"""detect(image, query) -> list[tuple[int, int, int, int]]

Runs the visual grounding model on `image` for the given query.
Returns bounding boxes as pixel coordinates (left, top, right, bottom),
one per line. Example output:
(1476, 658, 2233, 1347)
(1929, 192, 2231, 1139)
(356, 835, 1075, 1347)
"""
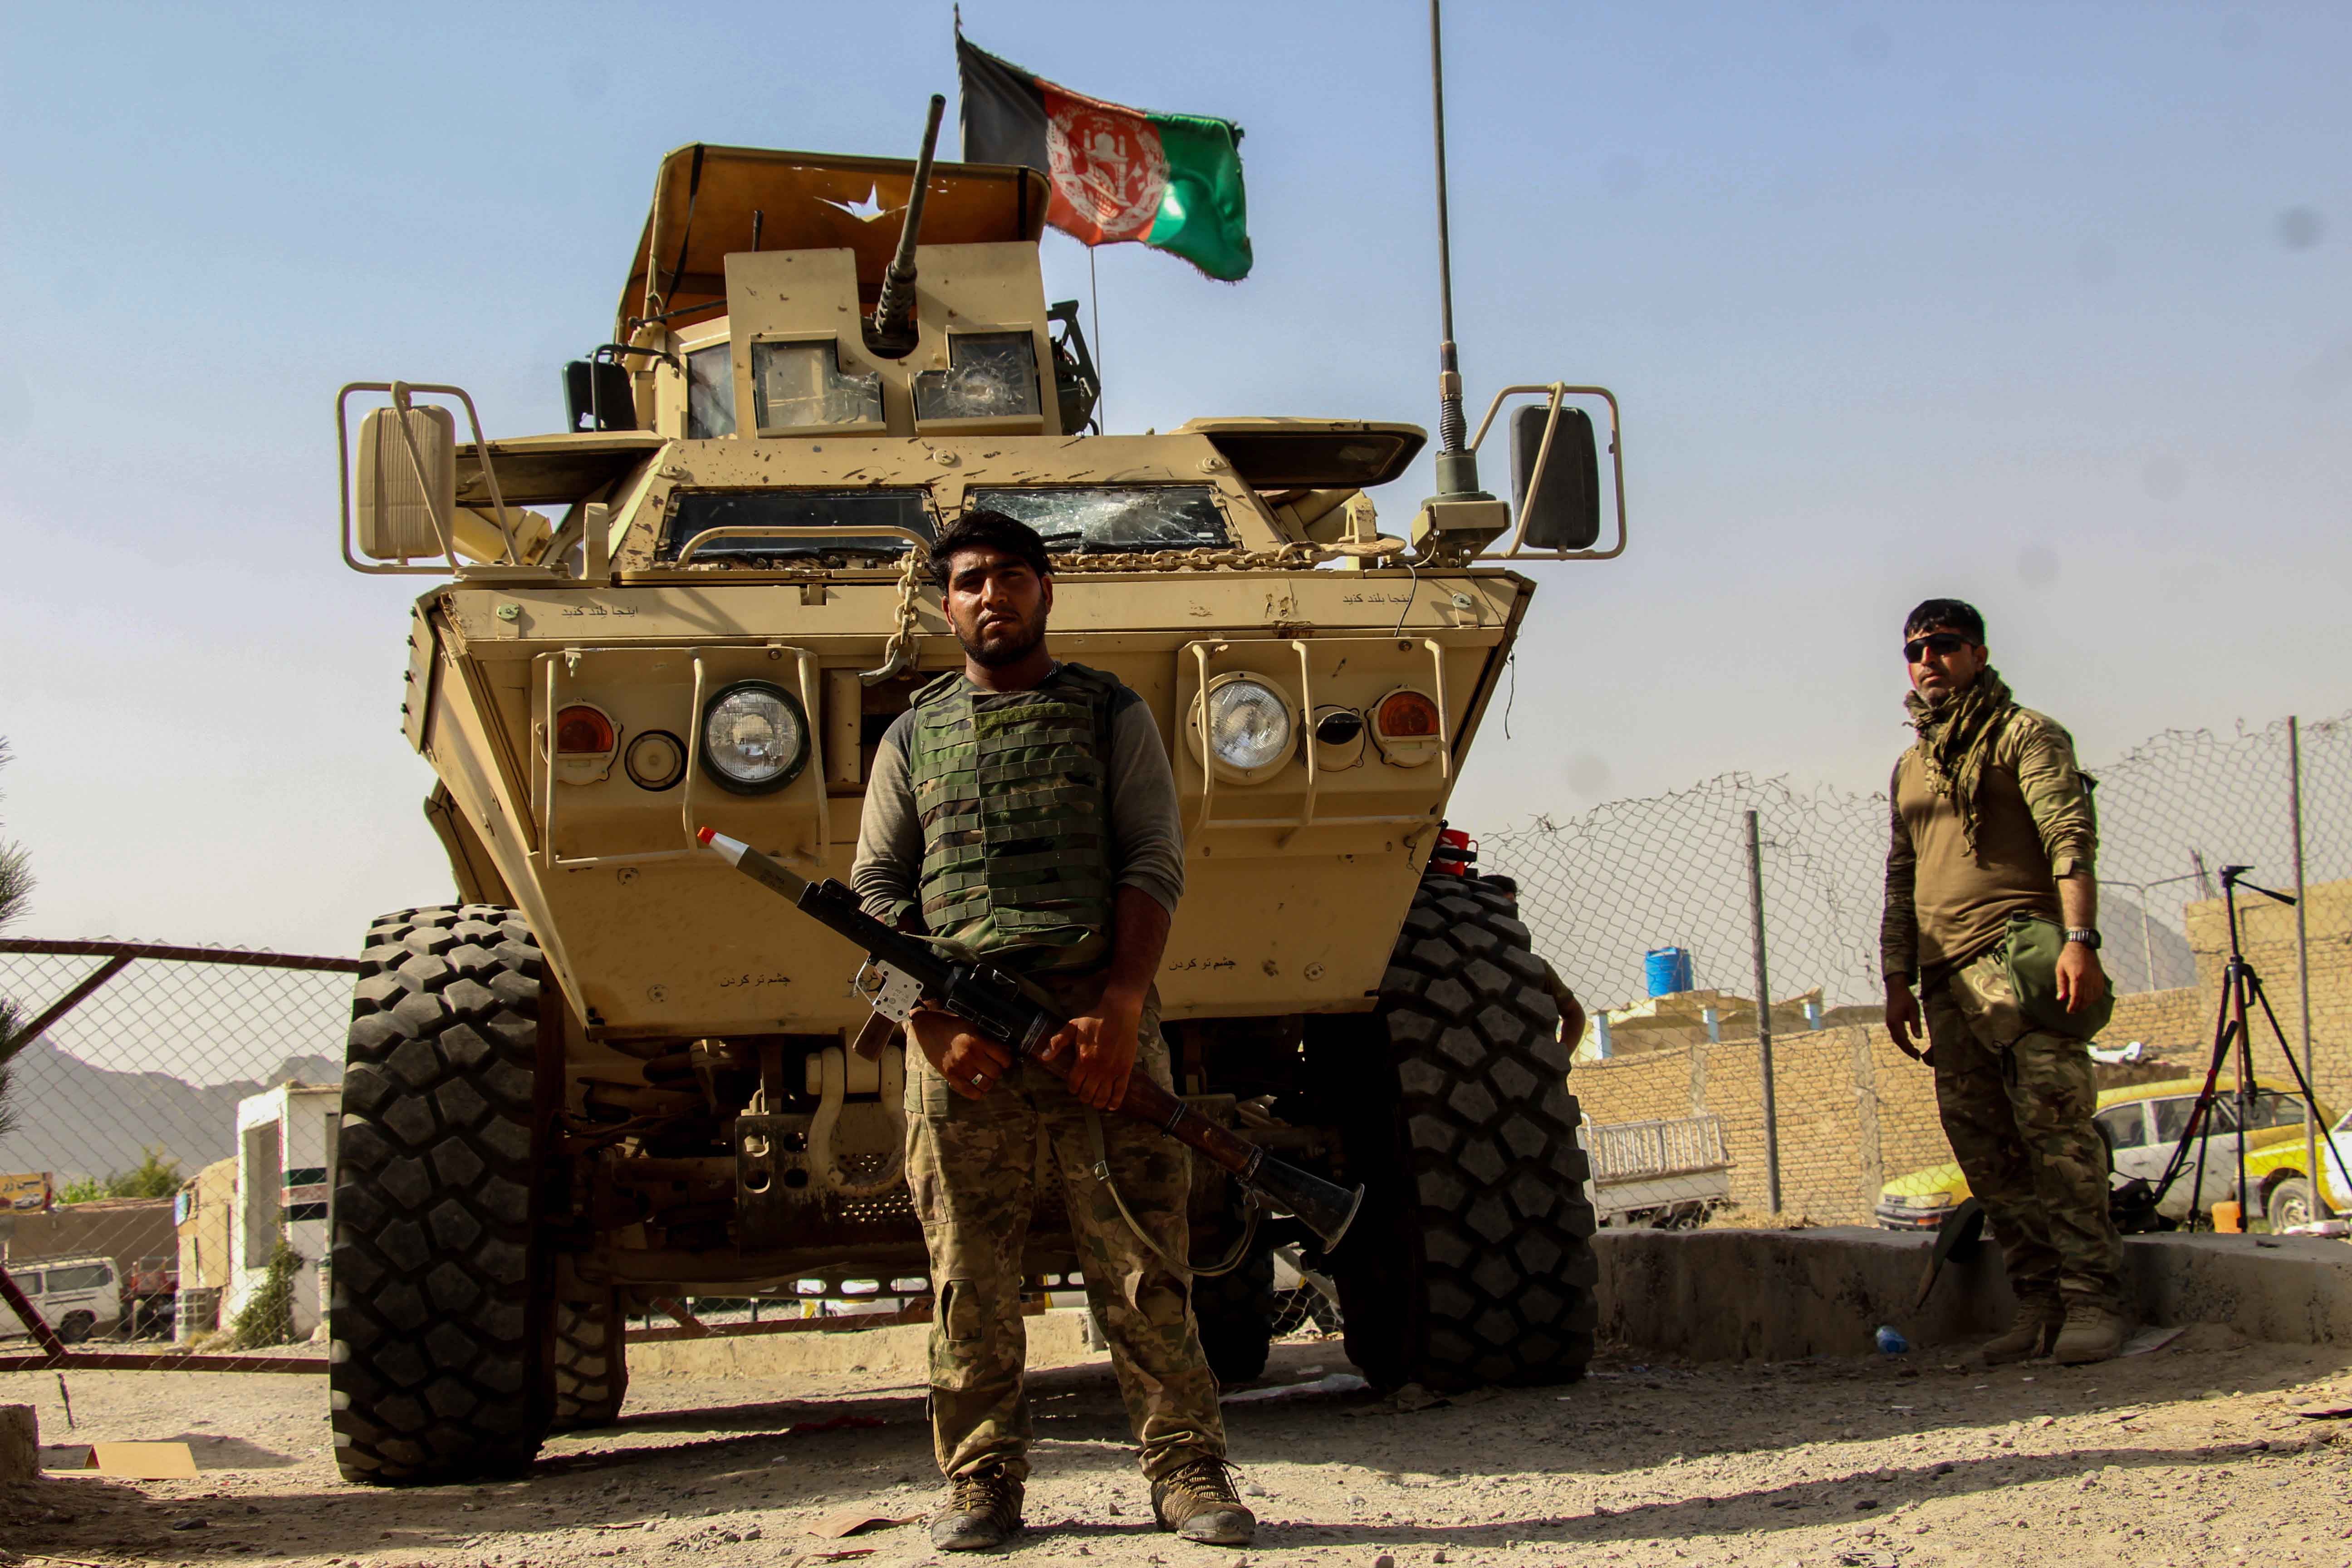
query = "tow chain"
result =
(1047, 537, 1406, 573)
(857, 535, 1410, 685)
(858, 538, 935, 685)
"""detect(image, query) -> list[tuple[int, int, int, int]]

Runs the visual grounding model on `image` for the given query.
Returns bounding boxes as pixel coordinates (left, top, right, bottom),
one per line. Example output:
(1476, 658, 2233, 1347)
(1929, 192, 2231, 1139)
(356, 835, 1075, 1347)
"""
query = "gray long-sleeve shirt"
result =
(850, 669, 1187, 931)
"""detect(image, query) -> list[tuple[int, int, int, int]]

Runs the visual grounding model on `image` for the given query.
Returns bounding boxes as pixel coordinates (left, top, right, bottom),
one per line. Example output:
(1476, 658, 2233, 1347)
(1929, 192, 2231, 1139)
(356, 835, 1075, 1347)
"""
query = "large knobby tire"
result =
(550, 1270, 629, 1432)
(1191, 1245, 1277, 1385)
(1325, 875, 1599, 1392)
(331, 905, 550, 1485)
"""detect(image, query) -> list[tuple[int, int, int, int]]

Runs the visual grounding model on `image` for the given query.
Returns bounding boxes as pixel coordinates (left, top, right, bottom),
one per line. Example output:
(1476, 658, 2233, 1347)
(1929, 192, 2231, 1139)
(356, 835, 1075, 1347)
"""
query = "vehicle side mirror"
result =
(356, 405, 457, 560)
(1510, 402, 1601, 551)
(564, 358, 637, 432)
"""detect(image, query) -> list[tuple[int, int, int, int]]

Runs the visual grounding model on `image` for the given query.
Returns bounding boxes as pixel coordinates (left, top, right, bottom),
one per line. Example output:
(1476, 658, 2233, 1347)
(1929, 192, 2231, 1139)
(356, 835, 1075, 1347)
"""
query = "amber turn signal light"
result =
(1374, 690, 1441, 739)
(555, 704, 617, 754)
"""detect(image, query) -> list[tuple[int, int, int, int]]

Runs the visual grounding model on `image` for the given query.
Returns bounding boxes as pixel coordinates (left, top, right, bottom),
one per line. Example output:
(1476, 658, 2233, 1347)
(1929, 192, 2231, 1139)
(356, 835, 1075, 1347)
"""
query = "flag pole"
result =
(1090, 247, 1106, 432)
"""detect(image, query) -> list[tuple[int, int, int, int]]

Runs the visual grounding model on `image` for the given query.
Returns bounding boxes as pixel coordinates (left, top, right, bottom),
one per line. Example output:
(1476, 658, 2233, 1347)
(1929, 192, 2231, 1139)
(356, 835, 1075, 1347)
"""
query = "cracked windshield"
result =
(661, 489, 935, 562)
(970, 485, 1230, 552)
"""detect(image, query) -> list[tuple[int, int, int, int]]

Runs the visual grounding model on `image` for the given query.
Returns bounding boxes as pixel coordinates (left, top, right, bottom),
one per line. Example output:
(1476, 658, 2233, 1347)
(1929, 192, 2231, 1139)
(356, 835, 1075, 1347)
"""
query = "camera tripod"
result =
(2147, 864, 2350, 1232)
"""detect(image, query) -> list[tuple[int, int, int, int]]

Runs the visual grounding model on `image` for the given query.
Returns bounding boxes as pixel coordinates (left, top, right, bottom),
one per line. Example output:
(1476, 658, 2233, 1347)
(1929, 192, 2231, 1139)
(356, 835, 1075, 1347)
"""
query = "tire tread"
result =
(1333, 875, 1598, 1392)
(331, 904, 549, 1485)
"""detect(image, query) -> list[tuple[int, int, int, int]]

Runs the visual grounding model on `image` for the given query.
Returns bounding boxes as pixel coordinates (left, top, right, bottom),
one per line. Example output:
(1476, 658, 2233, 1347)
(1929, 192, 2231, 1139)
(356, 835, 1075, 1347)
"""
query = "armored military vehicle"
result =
(328, 122, 1626, 1483)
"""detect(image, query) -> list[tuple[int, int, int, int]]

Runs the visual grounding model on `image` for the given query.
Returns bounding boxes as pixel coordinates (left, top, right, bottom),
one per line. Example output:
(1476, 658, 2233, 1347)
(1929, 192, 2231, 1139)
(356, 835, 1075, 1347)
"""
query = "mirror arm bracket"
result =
(1466, 382, 1628, 562)
(337, 380, 519, 576)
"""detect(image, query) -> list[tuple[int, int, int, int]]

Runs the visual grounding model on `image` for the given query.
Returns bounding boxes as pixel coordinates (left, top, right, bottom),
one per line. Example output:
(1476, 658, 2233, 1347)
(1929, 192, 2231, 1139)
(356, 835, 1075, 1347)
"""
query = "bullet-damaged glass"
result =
(686, 344, 737, 439)
(969, 485, 1230, 551)
(750, 340, 883, 432)
(914, 333, 1041, 422)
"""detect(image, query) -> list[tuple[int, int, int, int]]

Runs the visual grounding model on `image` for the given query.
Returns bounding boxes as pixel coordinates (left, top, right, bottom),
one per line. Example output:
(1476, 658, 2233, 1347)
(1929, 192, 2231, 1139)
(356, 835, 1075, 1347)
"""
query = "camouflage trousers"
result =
(1924, 946, 2125, 1307)
(903, 978, 1226, 1484)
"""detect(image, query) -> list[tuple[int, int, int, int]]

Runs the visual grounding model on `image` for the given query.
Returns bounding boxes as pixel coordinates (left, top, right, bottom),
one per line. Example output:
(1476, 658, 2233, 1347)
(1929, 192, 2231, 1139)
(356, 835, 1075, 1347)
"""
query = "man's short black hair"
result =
(1903, 597, 1985, 644)
(930, 508, 1052, 591)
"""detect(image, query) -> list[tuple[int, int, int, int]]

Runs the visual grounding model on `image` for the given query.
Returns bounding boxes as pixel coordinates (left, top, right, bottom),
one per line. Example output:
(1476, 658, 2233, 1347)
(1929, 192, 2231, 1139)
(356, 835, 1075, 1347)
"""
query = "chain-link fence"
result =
(0, 940, 356, 1354)
(0, 708, 2342, 1341)
(1488, 712, 2352, 1018)
(1481, 710, 2352, 1227)
(0, 936, 1353, 1364)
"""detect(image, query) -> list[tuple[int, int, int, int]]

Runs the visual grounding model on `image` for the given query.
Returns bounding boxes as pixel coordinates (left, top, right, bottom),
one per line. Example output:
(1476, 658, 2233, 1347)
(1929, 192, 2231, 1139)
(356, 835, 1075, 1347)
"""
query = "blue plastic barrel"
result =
(1644, 946, 1694, 997)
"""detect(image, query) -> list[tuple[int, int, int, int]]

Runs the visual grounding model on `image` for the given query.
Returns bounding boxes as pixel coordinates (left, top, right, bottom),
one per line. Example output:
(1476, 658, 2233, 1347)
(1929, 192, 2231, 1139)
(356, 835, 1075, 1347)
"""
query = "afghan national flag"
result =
(956, 34, 1253, 282)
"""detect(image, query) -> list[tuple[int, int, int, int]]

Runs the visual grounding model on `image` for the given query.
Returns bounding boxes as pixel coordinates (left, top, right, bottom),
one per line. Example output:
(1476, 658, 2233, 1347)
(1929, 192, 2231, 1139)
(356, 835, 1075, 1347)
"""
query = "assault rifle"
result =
(697, 827, 1363, 1250)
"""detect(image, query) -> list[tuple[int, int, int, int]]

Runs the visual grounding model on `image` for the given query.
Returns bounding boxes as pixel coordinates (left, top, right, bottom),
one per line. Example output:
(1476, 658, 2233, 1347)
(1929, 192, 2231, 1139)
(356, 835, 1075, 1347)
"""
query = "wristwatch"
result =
(2063, 927, 2101, 949)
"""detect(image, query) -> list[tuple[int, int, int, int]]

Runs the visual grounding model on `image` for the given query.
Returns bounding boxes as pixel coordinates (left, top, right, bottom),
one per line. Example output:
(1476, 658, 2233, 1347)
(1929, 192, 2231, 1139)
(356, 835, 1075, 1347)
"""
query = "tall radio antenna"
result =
(1428, 0, 1482, 500)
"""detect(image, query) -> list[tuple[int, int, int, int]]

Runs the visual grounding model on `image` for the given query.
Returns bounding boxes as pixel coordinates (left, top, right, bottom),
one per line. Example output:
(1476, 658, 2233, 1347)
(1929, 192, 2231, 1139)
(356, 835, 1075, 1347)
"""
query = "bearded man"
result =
(1881, 598, 2128, 1366)
(851, 509, 1251, 1550)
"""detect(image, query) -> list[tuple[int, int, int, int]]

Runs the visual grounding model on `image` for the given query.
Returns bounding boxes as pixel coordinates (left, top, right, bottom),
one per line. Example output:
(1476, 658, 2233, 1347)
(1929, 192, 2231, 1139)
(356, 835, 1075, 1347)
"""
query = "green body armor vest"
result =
(905, 662, 1126, 972)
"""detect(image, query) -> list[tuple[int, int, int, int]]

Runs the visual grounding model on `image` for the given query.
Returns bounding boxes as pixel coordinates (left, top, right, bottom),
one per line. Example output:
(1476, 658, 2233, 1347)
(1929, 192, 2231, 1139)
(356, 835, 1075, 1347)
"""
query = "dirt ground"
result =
(5, 1324, 2352, 1568)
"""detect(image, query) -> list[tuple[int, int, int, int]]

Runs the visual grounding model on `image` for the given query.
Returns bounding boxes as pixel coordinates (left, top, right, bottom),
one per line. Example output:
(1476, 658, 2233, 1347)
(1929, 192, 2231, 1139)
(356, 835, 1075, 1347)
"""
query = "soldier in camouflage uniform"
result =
(852, 510, 1252, 1551)
(1881, 598, 2128, 1366)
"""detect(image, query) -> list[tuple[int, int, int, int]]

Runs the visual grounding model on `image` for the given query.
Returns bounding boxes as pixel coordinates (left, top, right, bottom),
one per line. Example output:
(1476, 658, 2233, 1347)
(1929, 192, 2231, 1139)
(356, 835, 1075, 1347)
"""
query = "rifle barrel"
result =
(697, 827, 1363, 1249)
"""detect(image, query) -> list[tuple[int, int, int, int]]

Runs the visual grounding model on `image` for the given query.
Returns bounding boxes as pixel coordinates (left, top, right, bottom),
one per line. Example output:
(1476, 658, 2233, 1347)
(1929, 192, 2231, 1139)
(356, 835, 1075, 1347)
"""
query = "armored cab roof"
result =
(616, 144, 1052, 341)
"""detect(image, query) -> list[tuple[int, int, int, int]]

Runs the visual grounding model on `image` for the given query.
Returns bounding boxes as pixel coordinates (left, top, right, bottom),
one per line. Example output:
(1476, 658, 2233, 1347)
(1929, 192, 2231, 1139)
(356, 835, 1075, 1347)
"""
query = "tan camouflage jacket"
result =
(1881, 706, 2098, 984)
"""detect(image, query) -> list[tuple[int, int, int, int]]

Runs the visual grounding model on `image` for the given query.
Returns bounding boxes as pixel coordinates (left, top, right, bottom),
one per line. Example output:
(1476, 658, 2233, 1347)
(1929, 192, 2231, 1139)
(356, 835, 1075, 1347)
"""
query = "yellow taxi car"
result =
(1875, 1078, 2351, 1232)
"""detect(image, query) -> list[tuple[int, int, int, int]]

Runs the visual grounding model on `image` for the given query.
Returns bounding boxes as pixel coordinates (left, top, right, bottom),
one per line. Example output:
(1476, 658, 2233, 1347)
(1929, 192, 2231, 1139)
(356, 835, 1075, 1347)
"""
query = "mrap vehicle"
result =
(328, 124, 1627, 1483)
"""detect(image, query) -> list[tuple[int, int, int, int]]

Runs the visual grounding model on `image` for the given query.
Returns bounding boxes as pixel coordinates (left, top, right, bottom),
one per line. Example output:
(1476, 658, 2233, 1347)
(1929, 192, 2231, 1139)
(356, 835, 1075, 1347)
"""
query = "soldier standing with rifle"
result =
(851, 510, 1254, 1551)
(1882, 598, 2129, 1366)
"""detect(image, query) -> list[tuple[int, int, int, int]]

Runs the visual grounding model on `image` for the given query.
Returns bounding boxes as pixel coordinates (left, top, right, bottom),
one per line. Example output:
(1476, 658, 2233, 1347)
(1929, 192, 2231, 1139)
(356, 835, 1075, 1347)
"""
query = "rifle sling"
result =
(1085, 1109, 1256, 1279)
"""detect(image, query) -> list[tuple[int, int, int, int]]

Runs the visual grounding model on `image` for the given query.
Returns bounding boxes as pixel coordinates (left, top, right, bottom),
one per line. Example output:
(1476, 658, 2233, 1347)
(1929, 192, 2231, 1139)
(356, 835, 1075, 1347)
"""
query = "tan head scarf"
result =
(1904, 666, 2018, 855)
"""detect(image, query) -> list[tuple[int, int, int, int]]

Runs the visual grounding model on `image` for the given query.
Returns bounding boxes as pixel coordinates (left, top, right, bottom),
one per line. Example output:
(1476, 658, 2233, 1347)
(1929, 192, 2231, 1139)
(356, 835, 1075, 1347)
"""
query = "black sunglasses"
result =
(1904, 632, 1972, 663)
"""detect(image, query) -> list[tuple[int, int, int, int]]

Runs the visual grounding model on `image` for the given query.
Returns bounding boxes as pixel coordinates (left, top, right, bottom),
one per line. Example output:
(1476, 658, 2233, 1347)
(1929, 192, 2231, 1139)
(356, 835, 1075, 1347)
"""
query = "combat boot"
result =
(2052, 1300, 2129, 1366)
(1980, 1296, 2066, 1365)
(931, 1465, 1024, 1552)
(1151, 1454, 1256, 1545)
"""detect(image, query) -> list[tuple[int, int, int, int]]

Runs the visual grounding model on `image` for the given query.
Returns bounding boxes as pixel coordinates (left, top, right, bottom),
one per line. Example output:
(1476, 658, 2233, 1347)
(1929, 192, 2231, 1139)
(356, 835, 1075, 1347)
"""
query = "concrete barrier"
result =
(628, 1307, 1101, 1379)
(623, 1232, 2352, 1379)
(1593, 1225, 2352, 1361)
(0, 1404, 34, 1484)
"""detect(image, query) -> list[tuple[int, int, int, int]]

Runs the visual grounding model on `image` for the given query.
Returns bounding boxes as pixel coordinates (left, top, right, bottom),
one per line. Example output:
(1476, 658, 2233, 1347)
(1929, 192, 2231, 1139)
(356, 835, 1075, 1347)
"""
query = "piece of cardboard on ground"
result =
(67, 1441, 200, 1478)
(806, 1506, 911, 1539)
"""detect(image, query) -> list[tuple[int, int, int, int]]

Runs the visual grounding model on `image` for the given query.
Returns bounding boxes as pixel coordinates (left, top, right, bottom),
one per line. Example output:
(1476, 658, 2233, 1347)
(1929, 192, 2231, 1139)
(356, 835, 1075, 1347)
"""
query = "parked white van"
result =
(0, 1255, 123, 1343)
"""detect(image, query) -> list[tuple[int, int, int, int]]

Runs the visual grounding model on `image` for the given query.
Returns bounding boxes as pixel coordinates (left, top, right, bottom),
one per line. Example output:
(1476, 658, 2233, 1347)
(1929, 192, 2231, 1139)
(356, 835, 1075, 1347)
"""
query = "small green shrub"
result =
(228, 1230, 307, 1349)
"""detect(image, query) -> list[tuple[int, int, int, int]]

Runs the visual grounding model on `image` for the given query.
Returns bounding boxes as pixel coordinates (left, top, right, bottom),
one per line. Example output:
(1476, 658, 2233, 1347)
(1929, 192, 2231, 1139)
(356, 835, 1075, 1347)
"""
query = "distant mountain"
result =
(0, 1036, 340, 1184)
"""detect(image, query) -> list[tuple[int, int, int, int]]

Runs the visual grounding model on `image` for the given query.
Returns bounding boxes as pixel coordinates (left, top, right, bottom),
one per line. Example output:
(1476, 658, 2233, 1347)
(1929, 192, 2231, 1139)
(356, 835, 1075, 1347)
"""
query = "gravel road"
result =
(5, 1323, 2350, 1568)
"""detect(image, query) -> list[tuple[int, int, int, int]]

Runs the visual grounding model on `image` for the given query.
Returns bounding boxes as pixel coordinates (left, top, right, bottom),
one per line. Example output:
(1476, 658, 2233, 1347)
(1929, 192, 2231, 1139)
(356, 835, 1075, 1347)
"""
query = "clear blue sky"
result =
(3, 1, 2347, 950)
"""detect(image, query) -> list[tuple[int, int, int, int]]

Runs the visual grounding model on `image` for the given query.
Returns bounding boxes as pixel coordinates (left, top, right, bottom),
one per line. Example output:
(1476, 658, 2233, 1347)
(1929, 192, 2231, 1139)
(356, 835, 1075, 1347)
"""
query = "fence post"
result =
(2291, 717, 2325, 1216)
(1745, 809, 1783, 1214)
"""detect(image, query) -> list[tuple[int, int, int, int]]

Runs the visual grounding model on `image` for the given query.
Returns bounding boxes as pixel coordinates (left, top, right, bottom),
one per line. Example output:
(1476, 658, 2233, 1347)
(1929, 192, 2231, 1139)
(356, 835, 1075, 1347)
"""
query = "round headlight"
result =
(1208, 679, 1294, 773)
(700, 681, 809, 794)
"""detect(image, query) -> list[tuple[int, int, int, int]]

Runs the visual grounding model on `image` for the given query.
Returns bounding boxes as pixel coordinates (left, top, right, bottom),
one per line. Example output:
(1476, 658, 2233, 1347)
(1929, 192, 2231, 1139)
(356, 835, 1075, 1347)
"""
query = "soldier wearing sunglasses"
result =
(1881, 598, 2127, 1366)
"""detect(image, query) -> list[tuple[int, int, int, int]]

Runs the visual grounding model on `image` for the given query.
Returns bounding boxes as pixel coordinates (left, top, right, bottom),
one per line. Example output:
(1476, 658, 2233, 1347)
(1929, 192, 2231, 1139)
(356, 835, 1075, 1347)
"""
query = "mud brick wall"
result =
(1571, 1025, 1942, 1224)
(1568, 877, 2352, 1223)
(2103, 987, 2206, 1052)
